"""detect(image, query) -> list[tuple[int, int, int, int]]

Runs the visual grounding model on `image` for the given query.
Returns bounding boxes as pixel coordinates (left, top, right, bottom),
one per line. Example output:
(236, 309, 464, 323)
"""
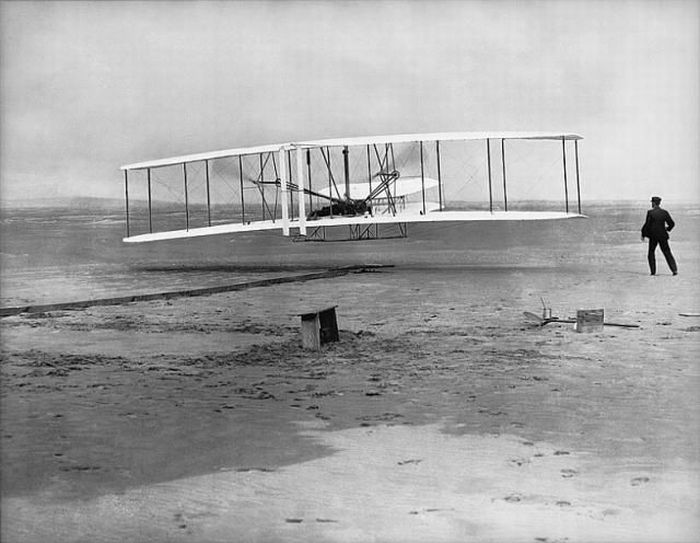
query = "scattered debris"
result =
(523, 312, 575, 327)
(601, 321, 640, 328)
(575, 309, 604, 333)
(524, 307, 639, 329)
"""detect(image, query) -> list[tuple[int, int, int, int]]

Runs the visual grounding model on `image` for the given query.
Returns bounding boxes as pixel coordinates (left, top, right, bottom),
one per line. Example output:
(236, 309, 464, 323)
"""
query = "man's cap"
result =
(651, 196, 662, 203)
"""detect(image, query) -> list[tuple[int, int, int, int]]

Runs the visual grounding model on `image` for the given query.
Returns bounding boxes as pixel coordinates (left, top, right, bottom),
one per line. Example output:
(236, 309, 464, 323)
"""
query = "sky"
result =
(1, 0, 698, 203)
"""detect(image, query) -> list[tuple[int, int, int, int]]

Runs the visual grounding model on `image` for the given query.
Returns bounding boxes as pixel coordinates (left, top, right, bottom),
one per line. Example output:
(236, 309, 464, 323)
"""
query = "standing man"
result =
(641, 196, 678, 276)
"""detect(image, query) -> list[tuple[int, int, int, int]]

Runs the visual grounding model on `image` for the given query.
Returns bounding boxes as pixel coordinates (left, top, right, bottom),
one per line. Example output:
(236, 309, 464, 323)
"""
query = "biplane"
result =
(120, 132, 585, 243)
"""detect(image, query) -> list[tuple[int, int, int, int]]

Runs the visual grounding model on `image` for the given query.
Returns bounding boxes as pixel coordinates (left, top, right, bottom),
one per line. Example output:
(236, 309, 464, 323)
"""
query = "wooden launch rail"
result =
(0, 265, 392, 318)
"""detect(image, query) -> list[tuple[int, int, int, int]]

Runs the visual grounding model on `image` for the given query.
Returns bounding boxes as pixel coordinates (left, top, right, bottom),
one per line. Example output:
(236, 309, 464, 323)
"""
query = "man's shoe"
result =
(673, 271, 678, 276)
(650, 273, 656, 276)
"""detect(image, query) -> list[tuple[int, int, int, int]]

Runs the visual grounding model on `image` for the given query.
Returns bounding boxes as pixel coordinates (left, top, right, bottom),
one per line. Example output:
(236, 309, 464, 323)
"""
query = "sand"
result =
(1, 264, 699, 542)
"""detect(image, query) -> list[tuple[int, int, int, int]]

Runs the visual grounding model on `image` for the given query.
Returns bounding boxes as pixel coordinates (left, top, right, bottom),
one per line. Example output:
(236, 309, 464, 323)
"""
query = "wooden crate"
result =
(298, 305, 339, 350)
(575, 309, 604, 333)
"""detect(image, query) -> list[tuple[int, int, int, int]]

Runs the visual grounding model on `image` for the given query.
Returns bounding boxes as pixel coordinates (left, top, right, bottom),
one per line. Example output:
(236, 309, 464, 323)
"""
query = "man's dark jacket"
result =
(642, 207, 675, 240)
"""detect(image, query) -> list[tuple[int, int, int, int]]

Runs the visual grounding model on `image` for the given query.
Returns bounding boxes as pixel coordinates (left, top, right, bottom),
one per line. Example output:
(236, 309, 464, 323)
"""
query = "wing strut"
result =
(238, 156, 246, 224)
(419, 141, 426, 215)
(562, 137, 569, 214)
(183, 163, 189, 231)
(258, 154, 269, 221)
(279, 147, 290, 236)
(366, 145, 373, 198)
(501, 139, 508, 212)
(306, 149, 313, 215)
(575, 140, 582, 215)
(147, 168, 153, 233)
(205, 159, 212, 227)
(343, 146, 350, 200)
(436, 140, 443, 211)
(124, 170, 130, 238)
(486, 139, 493, 213)
(296, 147, 307, 236)
(271, 152, 280, 222)
(287, 150, 295, 221)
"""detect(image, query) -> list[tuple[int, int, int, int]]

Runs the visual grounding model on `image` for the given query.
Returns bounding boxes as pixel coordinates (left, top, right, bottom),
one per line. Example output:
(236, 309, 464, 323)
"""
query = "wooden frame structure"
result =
(120, 132, 584, 243)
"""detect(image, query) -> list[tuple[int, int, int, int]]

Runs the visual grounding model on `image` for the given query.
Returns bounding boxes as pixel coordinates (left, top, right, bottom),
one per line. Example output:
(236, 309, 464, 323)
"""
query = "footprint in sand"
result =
(503, 493, 523, 503)
(397, 458, 422, 466)
(602, 508, 621, 516)
(173, 513, 187, 530)
(631, 476, 650, 486)
(478, 408, 505, 416)
(59, 465, 101, 472)
(408, 508, 453, 515)
(560, 468, 577, 478)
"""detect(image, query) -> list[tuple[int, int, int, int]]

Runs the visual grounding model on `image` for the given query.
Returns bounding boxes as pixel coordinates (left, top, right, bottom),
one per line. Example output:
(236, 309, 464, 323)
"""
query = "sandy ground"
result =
(1, 263, 699, 542)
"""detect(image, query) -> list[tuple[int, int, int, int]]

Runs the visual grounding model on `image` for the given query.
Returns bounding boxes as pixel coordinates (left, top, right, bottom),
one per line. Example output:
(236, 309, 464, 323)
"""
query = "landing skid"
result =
(294, 222, 408, 242)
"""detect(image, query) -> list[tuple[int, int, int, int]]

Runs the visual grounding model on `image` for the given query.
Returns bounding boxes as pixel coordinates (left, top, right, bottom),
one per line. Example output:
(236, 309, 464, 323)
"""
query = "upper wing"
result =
(121, 131, 585, 243)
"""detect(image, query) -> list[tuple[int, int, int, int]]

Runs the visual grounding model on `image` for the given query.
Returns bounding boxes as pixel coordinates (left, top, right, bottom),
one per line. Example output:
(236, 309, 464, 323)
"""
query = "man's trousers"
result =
(648, 238, 677, 275)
